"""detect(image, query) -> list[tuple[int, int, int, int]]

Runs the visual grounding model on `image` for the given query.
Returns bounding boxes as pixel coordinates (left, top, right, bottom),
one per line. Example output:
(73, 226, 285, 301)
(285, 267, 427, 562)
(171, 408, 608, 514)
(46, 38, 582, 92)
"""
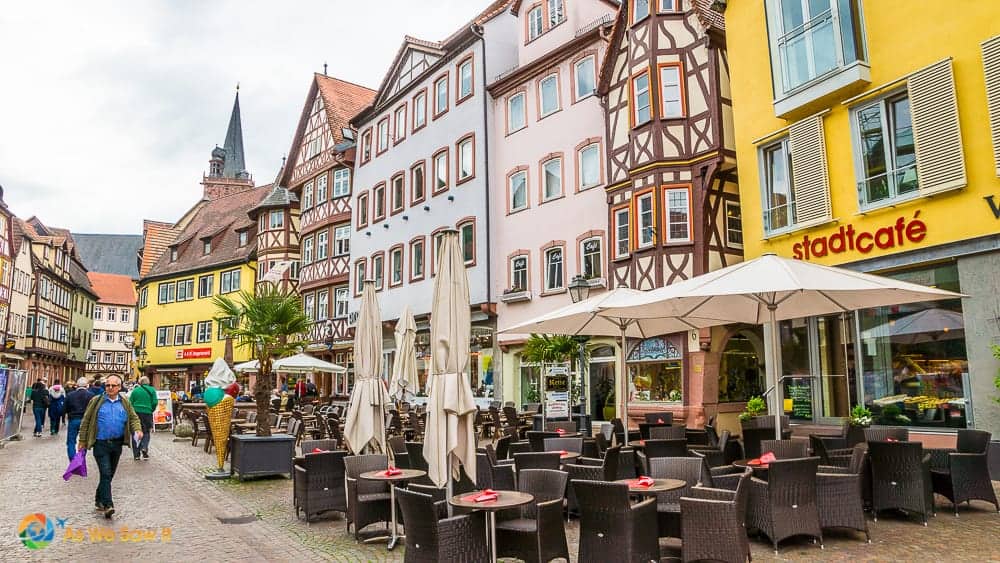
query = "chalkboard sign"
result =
(788, 382, 813, 420)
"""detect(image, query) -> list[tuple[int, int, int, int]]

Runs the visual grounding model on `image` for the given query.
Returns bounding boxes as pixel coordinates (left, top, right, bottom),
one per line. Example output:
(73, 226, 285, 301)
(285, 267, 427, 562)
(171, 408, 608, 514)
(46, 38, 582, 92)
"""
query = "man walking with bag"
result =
(65, 377, 93, 461)
(76, 374, 142, 519)
(128, 376, 157, 460)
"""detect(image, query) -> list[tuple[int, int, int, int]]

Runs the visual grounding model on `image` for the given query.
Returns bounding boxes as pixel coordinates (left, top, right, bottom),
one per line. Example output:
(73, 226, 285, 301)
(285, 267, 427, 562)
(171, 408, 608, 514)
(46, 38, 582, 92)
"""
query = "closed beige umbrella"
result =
(344, 281, 389, 454)
(423, 230, 476, 490)
(389, 305, 419, 402)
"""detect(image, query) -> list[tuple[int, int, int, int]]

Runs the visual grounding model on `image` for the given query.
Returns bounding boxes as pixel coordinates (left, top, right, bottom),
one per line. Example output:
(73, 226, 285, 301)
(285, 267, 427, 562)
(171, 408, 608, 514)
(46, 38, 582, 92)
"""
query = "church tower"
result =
(202, 89, 255, 200)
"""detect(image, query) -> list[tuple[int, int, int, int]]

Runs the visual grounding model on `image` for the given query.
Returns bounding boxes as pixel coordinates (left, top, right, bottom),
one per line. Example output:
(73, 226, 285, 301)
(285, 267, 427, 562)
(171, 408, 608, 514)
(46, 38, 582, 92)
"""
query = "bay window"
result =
(636, 192, 655, 248)
(659, 63, 684, 118)
(664, 187, 691, 242)
(631, 71, 651, 125)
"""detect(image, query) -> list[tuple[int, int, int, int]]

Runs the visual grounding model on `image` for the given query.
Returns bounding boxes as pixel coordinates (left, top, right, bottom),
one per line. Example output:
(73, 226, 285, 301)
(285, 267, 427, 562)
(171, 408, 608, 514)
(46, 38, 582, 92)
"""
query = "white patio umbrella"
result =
(344, 281, 390, 454)
(233, 359, 259, 373)
(862, 307, 965, 344)
(389, 305, 419, 402)
(501, 287, 722, 438)
(423, 230, 477, 496)
(273, 353, 346, 373)
(607, 253, 964, 437)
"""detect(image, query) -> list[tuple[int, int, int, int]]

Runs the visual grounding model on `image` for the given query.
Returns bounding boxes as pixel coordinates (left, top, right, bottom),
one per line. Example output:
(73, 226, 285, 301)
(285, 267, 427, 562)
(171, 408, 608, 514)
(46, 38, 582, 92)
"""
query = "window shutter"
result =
(908, 58, 967, 194)
(982, 35, 1000, 176)
(789, 115, 831, 224)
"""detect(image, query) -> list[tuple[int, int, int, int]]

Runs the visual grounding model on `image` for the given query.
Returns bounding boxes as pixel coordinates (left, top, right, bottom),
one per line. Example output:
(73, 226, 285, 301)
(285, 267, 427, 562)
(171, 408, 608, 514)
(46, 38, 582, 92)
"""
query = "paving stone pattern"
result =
(2, 415, 999, 562)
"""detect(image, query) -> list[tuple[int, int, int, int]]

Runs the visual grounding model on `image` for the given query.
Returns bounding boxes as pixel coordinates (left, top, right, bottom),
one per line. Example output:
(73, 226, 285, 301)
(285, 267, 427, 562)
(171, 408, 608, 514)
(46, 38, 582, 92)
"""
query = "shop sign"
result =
(628, 336, 682, 362)
(175, 348, 212, 360)
(792, 211, 927, 261)
(545, 368, 570, 419)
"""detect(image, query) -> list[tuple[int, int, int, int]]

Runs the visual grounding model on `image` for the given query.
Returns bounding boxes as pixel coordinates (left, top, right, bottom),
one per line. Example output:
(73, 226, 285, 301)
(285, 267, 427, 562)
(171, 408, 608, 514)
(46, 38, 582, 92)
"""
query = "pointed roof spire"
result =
(221, 87, 248, 179)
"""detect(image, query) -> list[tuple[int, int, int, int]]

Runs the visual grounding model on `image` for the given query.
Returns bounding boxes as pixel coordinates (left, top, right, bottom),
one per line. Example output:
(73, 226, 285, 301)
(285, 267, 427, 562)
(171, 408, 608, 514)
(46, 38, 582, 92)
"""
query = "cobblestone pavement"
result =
(2, 414, 999, 562)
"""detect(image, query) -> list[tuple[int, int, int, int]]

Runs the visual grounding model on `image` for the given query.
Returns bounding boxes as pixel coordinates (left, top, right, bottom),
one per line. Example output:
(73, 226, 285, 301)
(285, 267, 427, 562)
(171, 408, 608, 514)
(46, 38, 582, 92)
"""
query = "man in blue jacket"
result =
(65, 377, 95, 461)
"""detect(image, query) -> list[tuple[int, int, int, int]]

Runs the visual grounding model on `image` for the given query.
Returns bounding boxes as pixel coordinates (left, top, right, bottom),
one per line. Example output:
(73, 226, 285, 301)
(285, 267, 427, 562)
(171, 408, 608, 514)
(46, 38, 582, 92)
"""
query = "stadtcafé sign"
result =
(792, 211, 927, 261)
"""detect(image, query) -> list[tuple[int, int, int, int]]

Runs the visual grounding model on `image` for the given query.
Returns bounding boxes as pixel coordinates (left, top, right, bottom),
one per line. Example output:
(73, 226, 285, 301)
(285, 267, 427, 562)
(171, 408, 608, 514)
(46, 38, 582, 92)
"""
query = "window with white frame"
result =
(637, 192, 655, 248)
(575, 56, 596, 100)
(544, 247, 564, 291)
(760, 137, 796, 233)
(392, 175, 405, 212)
(511, 255, 528, 291)
(198, 275, 213, 298)
(460, 222, 475, 264)
(390, 247, 404, 285)
(548, 0, 565, 26)
(302, 181, 314, 209)
(458, 59, 473, 100)
(633, 0, 650, 23)
(509, 170, 528, 211)
(333, 169, 350, 198)
(238, 230, 248, 247)
(316, 174, 328, 202)
(334, 225, 350, 256)
(94, 305, 102, 320)
(659, 64, 684, 118)
(852, 92, 917, 210)
(304, 293, 315, 321)
(434, 151, 448, 192)
(377, 118, 390, 152)
(120, 309, 130, 324)
(581, 237, 602, 279)
(197, 320, 212, 343)
(361, 129, 372, 161)
(528, 6, 543, 40)
(372, 254, 384, 289)
(615, 208, 630, 258)
(174, 324, 192, 346)
(665, 187, 691, 242)
(303, 236, 314, 264)
(395, 106, 407, 140)
(220, 269, 241, 293)
(355, 260, 366, 292)
(334, 287, 349, 318)
(107, 307, 117, 322)
(539, 75, 559, 117)
(579, 144, 600, 189)
(374, 184, 386, 220)
(542, 158, 562, 200)
(659, 0, 678, 11)
(316, 290, 329, 321)
(413, 91, 427, 129)
(435, 76, 448, 115)
(632, 71, 651, 124)
(765, 0, 866, 96)
(411, 239, 424, 280)
(725, 200, 744, 248)
(357, 193, 369, 227)
(412, 163, 425, 202)
(317, 230, 328, 261)
(176, 279, 194, 301)
(269, 210, 284, 230)
(458, 138, 474, 181)
(508, 93, 526, 133)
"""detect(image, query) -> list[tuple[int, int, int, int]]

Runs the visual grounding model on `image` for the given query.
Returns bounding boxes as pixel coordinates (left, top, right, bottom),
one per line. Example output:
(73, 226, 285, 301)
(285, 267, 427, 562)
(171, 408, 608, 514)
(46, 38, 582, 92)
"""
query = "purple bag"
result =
(63, 450, 88, 481)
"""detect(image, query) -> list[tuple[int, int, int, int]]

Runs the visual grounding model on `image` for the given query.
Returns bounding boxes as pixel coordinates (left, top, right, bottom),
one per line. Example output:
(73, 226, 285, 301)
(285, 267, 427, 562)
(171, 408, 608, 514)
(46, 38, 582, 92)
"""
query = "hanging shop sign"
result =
(792, 211, 928, 261)
(627, 336, 682, 363)
(545, 367, 570, 419)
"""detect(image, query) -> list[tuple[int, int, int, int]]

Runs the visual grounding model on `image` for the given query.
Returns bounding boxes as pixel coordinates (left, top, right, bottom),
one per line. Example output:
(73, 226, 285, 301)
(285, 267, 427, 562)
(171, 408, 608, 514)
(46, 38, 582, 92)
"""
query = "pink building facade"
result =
(489, 0, 618, 416)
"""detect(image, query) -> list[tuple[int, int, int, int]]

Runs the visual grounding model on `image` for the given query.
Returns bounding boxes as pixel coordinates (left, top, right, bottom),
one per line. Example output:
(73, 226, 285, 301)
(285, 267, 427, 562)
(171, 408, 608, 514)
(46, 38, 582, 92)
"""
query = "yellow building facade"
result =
(725, 1, 1000, 435)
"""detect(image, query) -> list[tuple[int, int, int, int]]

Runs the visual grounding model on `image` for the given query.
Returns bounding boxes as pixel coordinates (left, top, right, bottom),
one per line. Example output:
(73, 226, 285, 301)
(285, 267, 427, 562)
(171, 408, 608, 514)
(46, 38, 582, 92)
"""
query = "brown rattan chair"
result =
(495, 469, 569, 563)
(526, 431, 560, 452)
(344, 454, 392, 538)
(649, 456, 709, 538)
(679, 471, 752, 563)
(929, 429, 999, 515)
(575, 480, 659, 563)
(293, 450, 348, 522)
(300, 439, 339, 454)
(747, 457, 824, 552)
(740, 427, 775, 459)
(689, 429, 731, 467)
(864, 426, 909, 443)
(868, 440, 934, 525)
(565, 445, 621, 516)
(494, 434, 512, 460)
(810, 434, 854, 467)
(612, 417, 640, 444)
(644, 411, 674, 425)
(649, 424, 687, 440)
(513, 452, 561, 480)
(542, 436, 584, 454)
(387, 435, 409, 468)
(761, 439, 810, 459)
(816, 448, 870, 542)
(395, 487, 489, 563)
(504, 406, 531, 438)
(617, 447, 638, 480)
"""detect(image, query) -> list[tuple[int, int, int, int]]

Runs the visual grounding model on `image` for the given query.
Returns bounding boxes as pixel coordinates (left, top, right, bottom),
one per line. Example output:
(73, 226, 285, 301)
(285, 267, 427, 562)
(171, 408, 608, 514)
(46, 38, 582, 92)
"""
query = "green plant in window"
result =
(739, 395, 767, 422)
(849, 404, 872, 427)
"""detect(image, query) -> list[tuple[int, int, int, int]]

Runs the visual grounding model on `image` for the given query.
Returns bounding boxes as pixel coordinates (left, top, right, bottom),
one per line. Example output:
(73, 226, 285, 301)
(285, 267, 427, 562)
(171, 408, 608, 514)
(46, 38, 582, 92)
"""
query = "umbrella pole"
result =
(619, 321, 628, 444)
(767, 307, 782, 441)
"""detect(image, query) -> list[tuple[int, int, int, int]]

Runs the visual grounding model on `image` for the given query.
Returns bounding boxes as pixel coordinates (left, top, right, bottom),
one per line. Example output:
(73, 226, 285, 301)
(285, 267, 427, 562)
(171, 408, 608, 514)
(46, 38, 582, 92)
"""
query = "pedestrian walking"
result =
(65, 377, 93, 461)
(89, 378, 104, 396)
(30, 378, 49, 437)
(128, 376, 157, 460)
(48, 382, 66, 435)
(76, 374, 142, 519)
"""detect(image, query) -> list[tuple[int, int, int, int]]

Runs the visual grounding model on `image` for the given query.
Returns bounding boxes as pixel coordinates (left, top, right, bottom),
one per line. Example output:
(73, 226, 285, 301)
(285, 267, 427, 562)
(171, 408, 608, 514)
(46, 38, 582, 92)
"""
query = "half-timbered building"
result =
(349, 2, 516, 393)
(86, 272, 137, 378)
(281, 74, 375, 393)
(598, 0, 742, 425)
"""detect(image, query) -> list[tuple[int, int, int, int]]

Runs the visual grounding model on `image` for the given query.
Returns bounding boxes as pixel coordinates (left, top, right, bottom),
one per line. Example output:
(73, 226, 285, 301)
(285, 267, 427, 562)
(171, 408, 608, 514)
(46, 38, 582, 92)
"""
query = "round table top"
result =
(732, 459, 770, 470)
(448, 490, 534, 511)
(359, 468, 427, 482)
(614, 477, 686, 494)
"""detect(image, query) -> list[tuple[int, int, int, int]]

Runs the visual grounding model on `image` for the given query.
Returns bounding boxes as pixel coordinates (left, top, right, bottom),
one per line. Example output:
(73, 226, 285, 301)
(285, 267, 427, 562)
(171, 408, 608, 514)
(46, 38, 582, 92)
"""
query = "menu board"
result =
(787, 382, 813, 420)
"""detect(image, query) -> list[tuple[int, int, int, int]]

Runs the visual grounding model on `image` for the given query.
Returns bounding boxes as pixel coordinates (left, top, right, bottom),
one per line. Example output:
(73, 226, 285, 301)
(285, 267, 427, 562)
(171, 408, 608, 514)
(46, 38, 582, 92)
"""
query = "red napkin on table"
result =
(311, 448, 327, 453)
(656, 418, 665, 424)
(760, 452, 777, 464)
(556, 428, 566, 434)
(559, 450, 569, 456)
(747, 458, 762, 466)
(629, 476, 655, 488)
(462, 489, 499, 502)
(383, 466, 403, 476)
(886, 437, 898, 442)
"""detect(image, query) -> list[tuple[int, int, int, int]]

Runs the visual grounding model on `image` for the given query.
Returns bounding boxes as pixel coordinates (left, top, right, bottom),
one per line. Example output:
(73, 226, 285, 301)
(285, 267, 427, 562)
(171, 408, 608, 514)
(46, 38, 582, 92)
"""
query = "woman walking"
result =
(48, 382, 66, 435)
(30, 378, 49, 437)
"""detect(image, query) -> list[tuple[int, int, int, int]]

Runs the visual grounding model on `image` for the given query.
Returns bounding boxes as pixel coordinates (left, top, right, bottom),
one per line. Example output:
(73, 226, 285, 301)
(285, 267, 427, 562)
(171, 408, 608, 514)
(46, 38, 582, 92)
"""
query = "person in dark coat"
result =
(65, 377, 95, 461)
(30, 379, 49, 437)
(48, 382, 66, 435)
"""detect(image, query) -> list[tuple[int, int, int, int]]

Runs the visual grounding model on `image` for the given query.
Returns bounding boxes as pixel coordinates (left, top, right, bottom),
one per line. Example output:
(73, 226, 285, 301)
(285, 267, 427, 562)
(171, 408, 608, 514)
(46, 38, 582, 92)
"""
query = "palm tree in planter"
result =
(213, 285, 310, 437)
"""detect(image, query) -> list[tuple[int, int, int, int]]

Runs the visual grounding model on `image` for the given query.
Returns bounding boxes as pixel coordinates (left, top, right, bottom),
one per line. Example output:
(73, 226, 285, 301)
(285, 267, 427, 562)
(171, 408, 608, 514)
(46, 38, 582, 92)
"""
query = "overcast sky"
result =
(0, 1, 492, 234)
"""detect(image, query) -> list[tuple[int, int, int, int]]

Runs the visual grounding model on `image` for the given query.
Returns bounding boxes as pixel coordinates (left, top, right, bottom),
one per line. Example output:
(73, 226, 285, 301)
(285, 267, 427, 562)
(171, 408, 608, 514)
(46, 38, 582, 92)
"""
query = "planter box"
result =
(990, 440, 1000, 481)
(229, 434, 295, 481)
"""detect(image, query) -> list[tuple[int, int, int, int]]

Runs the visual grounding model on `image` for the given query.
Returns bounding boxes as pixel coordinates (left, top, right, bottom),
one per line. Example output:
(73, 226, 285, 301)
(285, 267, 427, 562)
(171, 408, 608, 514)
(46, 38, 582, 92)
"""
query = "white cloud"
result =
(0, 0, 493, 233)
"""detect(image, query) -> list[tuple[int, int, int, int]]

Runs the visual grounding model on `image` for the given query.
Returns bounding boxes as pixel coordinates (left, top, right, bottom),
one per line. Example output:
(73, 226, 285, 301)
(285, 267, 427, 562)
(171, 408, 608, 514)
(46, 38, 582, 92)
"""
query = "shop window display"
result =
(627, 336, 684, 402)
(718, 330, 764, 403)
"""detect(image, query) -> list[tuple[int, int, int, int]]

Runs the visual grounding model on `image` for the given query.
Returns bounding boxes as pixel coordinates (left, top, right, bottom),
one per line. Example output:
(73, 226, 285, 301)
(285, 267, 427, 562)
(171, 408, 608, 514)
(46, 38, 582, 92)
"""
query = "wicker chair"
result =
(504, 406, 531, 438)
(868, 440, 934, 524)
(864, 426, 910, 443)
(810, 435, 854, 467)
(679, 472, 752, 563)
(509, 439, 532, 458)
(494, 434, 512, 460)
(544, 420, 577, 433)
(581, 438, 600, 458)
(639, 422, 670, 440)
(293, 450, 348, 522)
(300, 439, 339, 454)
(617, 447, 638, 480)
(565, 446, 621, 515)
(543, 437, 584, 454)
(482, 444, 517, 490)
(747, 457, 823, 552)
(526, 431, 560, 452)
(513, 452, 561, 479)
(649, 425, 687, 440)
(644, 412, 673, 425)
(405, 442, 429, 472)
(689, 429, 731, 467)
(387, 436, 409, 468)
(740, 427, 776, 459)
(761, 439, 809, 459)
(395, 487, 489, 563)
(612, 417, 640, 444)
(575, 480, 659, 563)
(929, 429, 999, 515)
(344, 454, 392, 538)
(495, 469, 569, 563)
(644, 439, 689, 460)
(816, 448, 870, 542)
(649, 456, 708, 538)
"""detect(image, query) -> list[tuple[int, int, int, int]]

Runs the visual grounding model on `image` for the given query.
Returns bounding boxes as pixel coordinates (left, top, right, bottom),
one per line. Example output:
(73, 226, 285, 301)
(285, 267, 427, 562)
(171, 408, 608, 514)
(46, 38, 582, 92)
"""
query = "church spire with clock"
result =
(203, 88, 254, 200)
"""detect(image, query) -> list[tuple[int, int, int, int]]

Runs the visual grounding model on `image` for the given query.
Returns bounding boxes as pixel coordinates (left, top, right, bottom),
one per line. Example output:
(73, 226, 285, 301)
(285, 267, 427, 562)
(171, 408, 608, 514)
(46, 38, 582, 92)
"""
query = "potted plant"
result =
(847, 404, 872, 445)
(213, 285, 311, 480)
(738, 395, 767, 424)
(990, 345, 1000, 479)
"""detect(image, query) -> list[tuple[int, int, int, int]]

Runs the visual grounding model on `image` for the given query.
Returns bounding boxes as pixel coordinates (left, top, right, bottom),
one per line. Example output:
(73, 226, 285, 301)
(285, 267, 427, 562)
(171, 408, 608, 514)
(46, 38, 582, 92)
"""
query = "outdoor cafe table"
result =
(732, 458, 771, 478)
(359, 468, 427, 550)
(559, 451, 581, 462)
(614, 477, 686, 496)
(449, 490, 534, 562)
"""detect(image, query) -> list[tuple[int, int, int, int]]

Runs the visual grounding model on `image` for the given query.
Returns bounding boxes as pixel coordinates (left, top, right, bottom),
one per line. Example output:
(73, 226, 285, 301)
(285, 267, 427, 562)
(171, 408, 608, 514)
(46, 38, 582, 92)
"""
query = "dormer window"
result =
(528, 6, 543, 41)
(170, 247, 178, 262)
(203, 239, 211, 255)
(238, 230, 248, 247)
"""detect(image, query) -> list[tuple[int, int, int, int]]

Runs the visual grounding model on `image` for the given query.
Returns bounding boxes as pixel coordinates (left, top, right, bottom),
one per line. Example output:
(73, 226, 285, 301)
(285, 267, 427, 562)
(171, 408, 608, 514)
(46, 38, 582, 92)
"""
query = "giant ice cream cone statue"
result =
(204, 358, 238, 479)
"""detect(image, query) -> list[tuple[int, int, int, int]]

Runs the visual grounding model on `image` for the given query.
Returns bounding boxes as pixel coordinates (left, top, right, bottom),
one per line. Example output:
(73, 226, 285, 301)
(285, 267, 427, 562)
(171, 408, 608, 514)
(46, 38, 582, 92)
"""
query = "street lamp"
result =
(568, 275, 591, 304)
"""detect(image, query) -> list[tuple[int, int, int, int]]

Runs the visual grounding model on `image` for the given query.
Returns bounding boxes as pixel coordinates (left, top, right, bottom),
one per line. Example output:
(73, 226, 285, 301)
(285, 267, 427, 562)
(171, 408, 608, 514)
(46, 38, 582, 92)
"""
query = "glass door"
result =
(815, 313, 855, 421)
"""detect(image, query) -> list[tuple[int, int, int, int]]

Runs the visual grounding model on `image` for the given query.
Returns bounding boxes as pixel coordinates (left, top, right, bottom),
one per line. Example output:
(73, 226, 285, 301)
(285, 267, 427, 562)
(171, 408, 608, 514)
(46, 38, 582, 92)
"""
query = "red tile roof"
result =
(87, 272, 136, 306)
(315, 74, 377, 145)
(139, 220, 177, 278)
